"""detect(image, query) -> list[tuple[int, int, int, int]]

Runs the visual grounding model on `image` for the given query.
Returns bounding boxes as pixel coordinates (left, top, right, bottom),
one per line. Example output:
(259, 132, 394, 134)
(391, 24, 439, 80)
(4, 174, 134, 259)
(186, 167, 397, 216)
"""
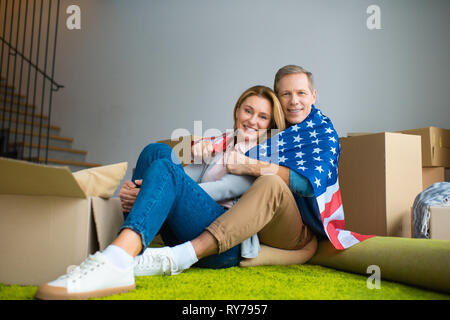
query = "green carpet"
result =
(1, 264, 449, 300)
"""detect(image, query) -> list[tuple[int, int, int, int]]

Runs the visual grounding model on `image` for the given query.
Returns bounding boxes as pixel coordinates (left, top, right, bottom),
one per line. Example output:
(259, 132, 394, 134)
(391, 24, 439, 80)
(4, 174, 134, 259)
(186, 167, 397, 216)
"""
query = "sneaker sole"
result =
(35, 283, 136, 300)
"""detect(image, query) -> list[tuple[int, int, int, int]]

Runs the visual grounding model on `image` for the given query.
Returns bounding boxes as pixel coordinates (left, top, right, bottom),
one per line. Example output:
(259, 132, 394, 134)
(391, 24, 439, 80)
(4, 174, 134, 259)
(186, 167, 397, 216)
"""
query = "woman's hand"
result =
(192, 140, 214, 163)
(119, 179, 142, 213)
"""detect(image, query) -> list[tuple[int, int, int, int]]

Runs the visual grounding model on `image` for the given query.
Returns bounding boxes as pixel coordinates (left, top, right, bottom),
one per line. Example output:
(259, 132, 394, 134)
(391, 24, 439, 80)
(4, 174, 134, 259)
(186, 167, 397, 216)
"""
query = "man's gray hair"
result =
(273, 65, 315, 94)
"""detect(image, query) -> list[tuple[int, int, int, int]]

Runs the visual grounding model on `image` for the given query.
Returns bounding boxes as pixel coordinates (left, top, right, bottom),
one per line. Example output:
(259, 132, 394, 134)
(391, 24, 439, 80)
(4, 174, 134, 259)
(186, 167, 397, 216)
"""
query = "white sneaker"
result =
(35, 252, 135, 300)
(134, 247, 182, 276)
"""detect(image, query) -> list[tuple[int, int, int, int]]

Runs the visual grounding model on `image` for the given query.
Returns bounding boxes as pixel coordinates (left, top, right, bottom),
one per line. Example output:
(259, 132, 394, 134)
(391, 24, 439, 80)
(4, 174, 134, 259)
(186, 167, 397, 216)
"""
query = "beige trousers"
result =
(206, 175, 313, 254)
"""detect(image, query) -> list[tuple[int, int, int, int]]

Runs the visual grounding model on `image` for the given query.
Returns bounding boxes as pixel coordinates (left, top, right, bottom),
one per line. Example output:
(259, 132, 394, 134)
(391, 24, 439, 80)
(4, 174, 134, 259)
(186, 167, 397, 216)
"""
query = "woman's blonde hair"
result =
(233, 85, 286, 132)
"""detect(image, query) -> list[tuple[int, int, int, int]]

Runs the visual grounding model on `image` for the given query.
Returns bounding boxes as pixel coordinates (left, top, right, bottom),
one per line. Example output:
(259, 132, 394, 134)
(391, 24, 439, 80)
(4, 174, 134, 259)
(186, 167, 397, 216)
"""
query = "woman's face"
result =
(235, 95, 272, 142)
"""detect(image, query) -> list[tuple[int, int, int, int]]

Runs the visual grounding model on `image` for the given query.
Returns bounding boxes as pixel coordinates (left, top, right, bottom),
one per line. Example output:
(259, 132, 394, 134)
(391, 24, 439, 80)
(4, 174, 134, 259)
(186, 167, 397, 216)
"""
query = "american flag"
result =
(246, 105, 374, 250)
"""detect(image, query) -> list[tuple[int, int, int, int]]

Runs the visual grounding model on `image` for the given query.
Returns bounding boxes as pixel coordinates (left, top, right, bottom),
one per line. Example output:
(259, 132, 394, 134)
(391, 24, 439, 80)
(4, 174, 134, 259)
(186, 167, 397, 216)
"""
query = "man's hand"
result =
(119, 179, 142, 213)
(226, 150, 290, 184)
(225, 150, 258, 175)
(192, 140, 214, 163)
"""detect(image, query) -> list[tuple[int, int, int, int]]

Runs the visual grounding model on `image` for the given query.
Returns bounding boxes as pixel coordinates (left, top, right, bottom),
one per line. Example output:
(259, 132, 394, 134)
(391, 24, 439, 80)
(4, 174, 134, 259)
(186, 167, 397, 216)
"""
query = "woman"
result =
(35, 85, 287, 300)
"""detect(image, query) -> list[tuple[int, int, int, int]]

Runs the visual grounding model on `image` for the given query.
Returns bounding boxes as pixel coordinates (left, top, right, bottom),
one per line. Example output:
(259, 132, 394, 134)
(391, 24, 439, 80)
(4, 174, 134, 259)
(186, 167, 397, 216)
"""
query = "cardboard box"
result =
(0, 158, 124, 285)
(338, 132, 422, 238)
(422, 167, 445, 190)
(429, 206, 450, 241)
(397, 127, 450, 167)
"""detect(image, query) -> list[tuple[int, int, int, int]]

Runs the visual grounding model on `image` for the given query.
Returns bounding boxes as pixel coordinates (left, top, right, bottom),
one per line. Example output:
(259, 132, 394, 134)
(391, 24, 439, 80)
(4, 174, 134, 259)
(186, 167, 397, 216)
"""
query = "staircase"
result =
(0, 0, 101, 171)
(0, 76, 101, 171)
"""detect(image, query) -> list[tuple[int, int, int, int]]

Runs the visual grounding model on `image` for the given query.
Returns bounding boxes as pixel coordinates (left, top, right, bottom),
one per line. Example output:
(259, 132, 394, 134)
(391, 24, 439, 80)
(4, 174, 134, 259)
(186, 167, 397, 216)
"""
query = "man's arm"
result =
(226, 151, 314, 197)
(226, 150, 290, 185)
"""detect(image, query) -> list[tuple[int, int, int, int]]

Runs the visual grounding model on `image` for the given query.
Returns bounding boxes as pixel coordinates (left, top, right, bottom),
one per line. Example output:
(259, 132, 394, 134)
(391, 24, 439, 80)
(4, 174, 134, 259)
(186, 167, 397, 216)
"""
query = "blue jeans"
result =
(120, 143, 241, 268)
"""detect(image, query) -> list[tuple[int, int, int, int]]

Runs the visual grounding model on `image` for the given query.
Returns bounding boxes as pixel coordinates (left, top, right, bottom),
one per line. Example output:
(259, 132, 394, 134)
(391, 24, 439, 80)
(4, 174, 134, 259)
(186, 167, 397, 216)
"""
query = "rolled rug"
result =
(309, 236, 450, 293)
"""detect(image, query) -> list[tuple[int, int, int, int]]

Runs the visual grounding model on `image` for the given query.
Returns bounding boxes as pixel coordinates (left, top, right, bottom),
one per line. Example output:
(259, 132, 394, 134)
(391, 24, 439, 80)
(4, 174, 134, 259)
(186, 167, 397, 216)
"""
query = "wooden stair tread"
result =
(0, 116, 61, 130)
(14, 142, 87, 155)
(0, 97, 36, 109)
(6, 128, 73, 142)
(0, 106, 48, 119)
(30, 157, 102, 168)
(0, 90, 26, 99)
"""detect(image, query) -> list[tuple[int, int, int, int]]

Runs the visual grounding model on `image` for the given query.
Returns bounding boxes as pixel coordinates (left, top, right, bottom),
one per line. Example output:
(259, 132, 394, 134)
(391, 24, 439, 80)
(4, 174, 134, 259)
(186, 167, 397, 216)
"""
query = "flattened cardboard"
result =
(91, 197, 124, 251)
(429, 206, 450, 241)
(385, 133, 422, 237)
(0, 157, 86, 198)
(338, 132, 422, 237)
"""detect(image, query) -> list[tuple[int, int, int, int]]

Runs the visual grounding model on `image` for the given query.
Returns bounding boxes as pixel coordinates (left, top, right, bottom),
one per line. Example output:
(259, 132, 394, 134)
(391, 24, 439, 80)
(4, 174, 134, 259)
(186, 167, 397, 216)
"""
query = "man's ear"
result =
(312, 90, 317, 104)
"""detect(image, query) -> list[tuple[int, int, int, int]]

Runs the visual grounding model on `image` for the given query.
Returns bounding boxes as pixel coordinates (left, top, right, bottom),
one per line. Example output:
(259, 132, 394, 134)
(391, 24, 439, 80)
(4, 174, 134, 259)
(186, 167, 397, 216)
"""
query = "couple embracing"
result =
(36, 65, 373, 300)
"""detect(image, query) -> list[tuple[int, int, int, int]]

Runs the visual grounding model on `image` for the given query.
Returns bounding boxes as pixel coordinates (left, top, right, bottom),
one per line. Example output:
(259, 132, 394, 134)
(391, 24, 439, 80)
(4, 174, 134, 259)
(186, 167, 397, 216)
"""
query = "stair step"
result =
(15, 142, 87, 162)
(0, 84, 16, 91)
(0, 89, 27, 100)
(6, 128, 73, 149)
(0, 116, 60, 135)
(0, 106, 48, 120)
(0, 97, 36, 110)
(30, 157, 102, 172)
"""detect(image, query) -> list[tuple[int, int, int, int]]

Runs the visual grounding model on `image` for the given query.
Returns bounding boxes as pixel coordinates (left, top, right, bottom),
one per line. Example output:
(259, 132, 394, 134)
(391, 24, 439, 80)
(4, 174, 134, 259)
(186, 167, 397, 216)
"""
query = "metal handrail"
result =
(0, 37, 64, 91)
(0, 0, 63, 164)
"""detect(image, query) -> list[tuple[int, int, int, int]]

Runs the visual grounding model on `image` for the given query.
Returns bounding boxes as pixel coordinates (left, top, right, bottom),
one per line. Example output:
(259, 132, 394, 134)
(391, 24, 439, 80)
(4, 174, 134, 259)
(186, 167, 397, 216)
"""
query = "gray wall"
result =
(52, 0, 450, 186)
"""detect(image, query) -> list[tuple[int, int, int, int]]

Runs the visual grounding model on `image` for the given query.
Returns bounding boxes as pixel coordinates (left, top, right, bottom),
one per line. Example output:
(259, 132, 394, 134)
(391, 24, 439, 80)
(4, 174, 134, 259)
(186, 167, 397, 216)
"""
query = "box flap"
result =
(91, 197, 124, 251)
(0, 157, 86, 198)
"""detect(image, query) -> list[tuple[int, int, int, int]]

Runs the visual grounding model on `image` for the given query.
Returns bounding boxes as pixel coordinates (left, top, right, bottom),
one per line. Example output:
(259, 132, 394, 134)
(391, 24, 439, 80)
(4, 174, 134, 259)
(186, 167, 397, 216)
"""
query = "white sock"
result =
(170, 241, 199, 271)
(102, 245, 134, 270)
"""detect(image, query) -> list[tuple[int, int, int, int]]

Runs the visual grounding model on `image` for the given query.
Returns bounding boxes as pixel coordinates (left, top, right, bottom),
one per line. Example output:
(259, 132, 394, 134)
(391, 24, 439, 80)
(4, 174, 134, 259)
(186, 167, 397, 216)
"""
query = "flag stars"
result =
(328, 171, 332, 179)
(295, 151, 305, 158)
(330, 147, 337, 155)
(325, 127, 333, 134)
(291, 124, 300, 132)
(315, 165, 324, 174)
(277, 139, 286, 147)
(278, 155, 288, 163)
(313, 156, 323, 161)
(309, 130, 318, 138)
(329, 136, 337, 143)
(298, 166, 307, 171)
(314, 177, 321, 187)
(313, 138, 321, 145)
(306, 120, 315, 128)
(329, 159, 335, 167)
(296, 160, 307, 166)
(312, 147, 322, 154)
(293, 135, 302, 143)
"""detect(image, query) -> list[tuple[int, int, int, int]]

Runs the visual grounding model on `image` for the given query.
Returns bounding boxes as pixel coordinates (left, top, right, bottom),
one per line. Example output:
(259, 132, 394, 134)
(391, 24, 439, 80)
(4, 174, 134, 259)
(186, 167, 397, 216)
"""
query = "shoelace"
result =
(59, 253, 105, 281)
(135, 251, 173, 275)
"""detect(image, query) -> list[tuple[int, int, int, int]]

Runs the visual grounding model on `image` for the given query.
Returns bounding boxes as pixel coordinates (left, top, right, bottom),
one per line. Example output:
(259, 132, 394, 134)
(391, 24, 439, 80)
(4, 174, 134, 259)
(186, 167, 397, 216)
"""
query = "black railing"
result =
(0, 0, 63, 164)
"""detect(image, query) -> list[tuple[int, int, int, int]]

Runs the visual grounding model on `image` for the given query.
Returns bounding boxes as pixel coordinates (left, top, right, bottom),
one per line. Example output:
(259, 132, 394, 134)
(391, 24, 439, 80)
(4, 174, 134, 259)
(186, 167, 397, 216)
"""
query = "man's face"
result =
(277, 73, 317, 125)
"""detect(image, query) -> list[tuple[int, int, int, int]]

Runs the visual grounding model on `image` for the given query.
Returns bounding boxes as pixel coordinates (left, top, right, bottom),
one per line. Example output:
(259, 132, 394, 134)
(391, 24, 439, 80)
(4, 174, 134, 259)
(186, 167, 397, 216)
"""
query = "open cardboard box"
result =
(0, 157, 124, 285)
(397, 127, 450, 168)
